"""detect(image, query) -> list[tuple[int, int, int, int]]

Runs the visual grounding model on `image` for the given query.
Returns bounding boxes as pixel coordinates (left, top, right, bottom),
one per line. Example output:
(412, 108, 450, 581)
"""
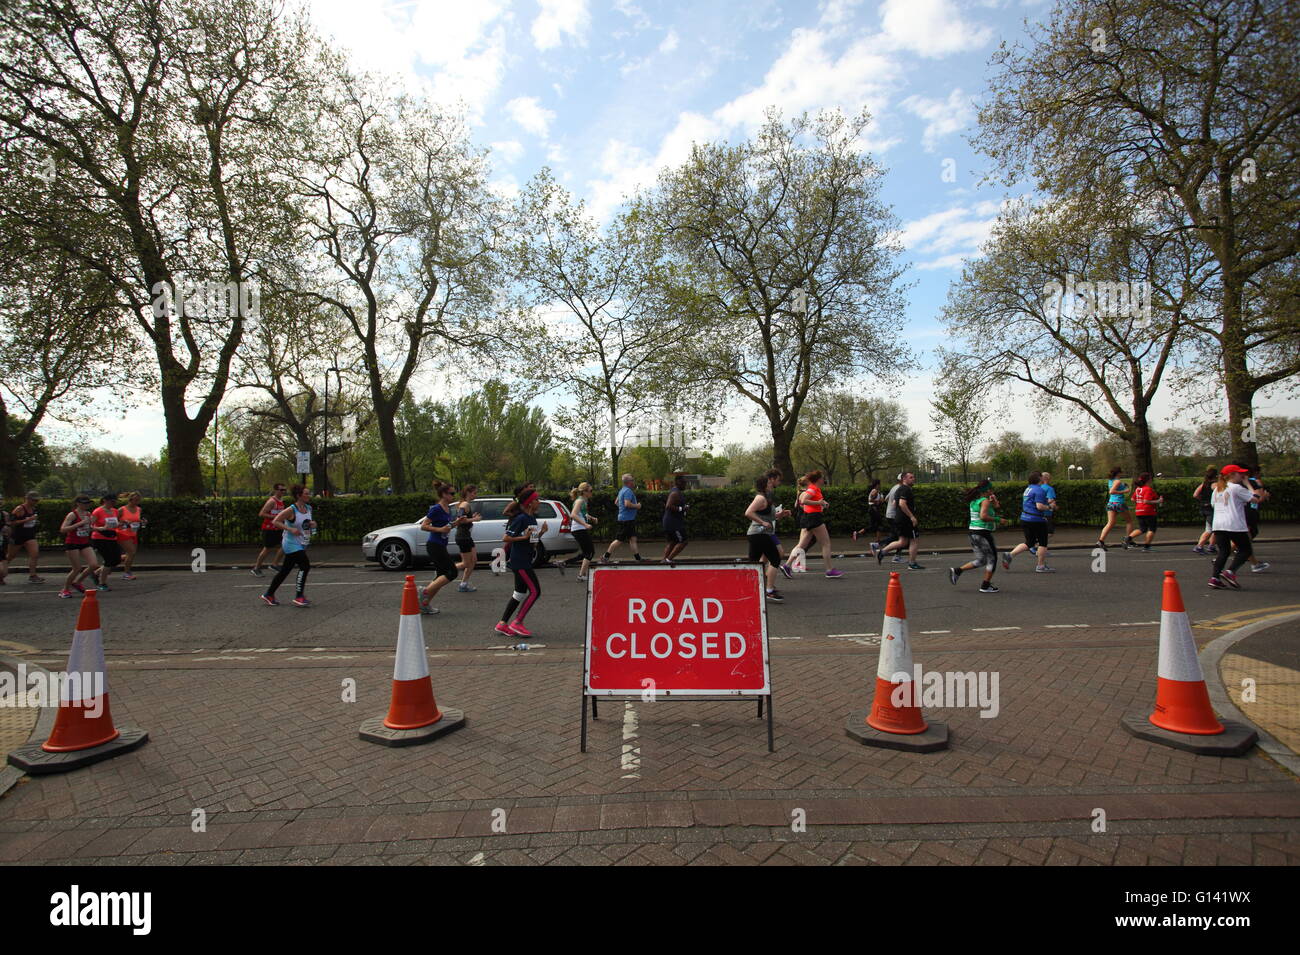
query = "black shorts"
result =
(662, 522, 686, 545)
(93, 539, 122, 568)
(425, 541, 457, 581)
(64, 542, 93, 553)
(747, 533, 780, 564)
(801, 511, 825, 531)
(455, 536, 475, 554)
(571, 528, 595, 560)
(1020, 521, 1049, 548)
(1137, 514, 1158, 534)
(262, 528, 280, 549)
(616, 520, 637, 542)
(10, 527, 36, 546)
(891, 517, 919, 540)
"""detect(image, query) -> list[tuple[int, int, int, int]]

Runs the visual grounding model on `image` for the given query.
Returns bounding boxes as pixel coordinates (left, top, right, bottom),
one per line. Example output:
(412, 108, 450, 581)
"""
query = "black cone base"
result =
(7, 728, 149, 775)
(359, 707, 466, 747)
(845, 709, 949, 752)
(1121, 714, 1257, 756)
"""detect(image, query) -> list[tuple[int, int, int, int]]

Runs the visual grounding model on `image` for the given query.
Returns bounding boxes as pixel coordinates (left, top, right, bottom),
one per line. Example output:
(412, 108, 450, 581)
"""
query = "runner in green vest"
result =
(949, 479, 1004, 593)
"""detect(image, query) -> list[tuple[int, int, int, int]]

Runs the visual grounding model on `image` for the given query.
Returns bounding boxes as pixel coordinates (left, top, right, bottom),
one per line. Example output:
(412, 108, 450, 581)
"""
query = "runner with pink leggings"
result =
(494, 490, 543, 638)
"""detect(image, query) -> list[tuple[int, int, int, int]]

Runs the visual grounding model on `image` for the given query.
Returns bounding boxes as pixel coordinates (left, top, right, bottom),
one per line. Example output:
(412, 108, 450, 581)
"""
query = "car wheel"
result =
(377, 538, 411, 570)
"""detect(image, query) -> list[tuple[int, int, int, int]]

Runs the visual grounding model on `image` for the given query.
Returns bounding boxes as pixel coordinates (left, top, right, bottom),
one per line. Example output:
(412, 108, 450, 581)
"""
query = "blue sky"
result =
(80, 0, 1298, 461)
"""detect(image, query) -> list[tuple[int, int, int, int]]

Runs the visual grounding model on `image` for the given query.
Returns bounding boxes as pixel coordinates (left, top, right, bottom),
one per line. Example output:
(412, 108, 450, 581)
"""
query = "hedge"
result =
(6, 478, 1297, 547)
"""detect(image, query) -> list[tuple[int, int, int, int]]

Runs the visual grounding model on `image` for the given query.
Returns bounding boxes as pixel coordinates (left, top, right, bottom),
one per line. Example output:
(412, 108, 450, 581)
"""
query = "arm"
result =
(898, 498, 916, 522)
(744, 495, 773, 530)
(979, 499, 993, 522)
(59, 511, 78, 534)
(258, 497, 276, 520)
(272, 507, 298, 534)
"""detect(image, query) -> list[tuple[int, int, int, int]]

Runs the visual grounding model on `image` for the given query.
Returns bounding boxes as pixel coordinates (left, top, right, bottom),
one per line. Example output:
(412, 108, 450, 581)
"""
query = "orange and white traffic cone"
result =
(846, 572, 948, 751)
(7, 588, 148, 774)
(1121, 571, 1256, 756)
(360, 575, 466, 746)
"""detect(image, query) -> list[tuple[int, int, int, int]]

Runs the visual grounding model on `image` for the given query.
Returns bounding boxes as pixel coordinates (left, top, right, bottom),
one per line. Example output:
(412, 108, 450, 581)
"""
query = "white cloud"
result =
(506, 96, 557, 138)
(658, 29, 679, 54)
(879, 0, 994, 57)
(532, 0, 590, 51)
(901, 88, 976, 152)
(898, 200, 1003, 270)
(490, 140, 525, 164)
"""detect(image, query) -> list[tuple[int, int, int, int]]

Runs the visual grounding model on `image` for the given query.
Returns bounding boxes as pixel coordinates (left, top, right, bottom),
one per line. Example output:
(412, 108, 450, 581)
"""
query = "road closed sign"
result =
(584, 564, 770, 696)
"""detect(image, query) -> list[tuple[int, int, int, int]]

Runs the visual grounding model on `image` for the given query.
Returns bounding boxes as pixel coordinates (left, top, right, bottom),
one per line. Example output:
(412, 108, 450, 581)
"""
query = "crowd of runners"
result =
(0, 459, 1278, 623)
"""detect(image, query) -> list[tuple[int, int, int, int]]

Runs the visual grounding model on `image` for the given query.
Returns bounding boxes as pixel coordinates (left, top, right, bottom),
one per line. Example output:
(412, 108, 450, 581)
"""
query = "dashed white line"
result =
(971, 627, 1021, 632)
(919, 630, 951, 634)
(1044, 624, 1091, 629)
(1114, 621, 1160, 627)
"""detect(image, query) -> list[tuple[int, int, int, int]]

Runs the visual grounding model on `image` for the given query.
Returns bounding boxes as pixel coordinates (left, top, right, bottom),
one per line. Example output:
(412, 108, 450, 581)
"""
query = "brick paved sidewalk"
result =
(2, 627, 1298, 865)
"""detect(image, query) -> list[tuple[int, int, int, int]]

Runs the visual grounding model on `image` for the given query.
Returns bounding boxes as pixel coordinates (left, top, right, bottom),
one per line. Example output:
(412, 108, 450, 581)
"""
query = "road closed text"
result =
(608, 599, 745, 659)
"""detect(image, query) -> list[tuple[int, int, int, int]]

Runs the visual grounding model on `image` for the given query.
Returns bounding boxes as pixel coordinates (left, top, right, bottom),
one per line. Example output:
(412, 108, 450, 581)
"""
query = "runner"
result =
(873, 471, 923, 570)
(1243, 466, 1270, 573)
(949, 479, 1002, 593)
(851, 479, 885, 545)
(251, 483, 287, 577)
(764, 468, 794, 579)
(660, 474, 689, 566)
(117, 491, 146, 580)
(495, 489, 543, 638)
(745, 472, 790, 602)
(6, 490, 44, 583)
(58, 495, 99, 598)
(1002, 472, 1054, 572)
(793, 471, 843, 578)
(1208, 465, 1268, 590)
(1192, 466, 1219, 554)
(1126, 472, 1163, 550)
(1096, 466, 1133, 549)
(453, 485, 482, 592)
(418, 481, 459, 614)
(600, 473, 644, 564)
(1038, 471, 1058, 551)
(873, 474, 906, 564)
(560, 482, 598, 580)
(89, 493, 123, 590)
(261, 484, 313, 607)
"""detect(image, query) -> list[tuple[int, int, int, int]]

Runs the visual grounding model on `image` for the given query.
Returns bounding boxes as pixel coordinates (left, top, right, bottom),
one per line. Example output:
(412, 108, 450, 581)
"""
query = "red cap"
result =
(1220, 464, 1249, 474)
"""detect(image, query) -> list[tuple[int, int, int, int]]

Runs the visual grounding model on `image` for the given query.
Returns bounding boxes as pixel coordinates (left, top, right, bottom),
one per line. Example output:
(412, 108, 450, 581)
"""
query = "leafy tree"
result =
(930, 364, 990, 482)
(645, 109, 910, 482)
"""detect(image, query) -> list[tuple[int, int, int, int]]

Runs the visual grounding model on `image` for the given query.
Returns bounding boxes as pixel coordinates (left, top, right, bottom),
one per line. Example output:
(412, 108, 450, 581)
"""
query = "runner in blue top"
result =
(418, 481, 460, 615)
(1003, 471, 1054, 572)
(1096, 466, 1133, 550)
(600, 473, 644, 564)
(1039, 472, 1058, 547)
(496, 490, 543, 638)
(262, 484, 314, 607)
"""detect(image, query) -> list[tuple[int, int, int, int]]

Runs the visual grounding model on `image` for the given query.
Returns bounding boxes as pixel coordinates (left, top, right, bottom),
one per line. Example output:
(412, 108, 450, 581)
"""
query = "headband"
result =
(519, 490, 539, 507)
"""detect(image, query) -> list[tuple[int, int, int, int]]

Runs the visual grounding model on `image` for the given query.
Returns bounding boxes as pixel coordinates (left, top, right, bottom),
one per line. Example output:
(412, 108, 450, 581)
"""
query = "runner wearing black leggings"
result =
(495, 490, 543, 638)
(262, 485, 314, 607)
(745, 473, 790, 602)
(1208, 466, 1268, 589)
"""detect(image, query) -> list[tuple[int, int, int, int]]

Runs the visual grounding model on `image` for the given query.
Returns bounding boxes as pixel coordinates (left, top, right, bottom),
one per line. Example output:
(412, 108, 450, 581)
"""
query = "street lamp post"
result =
(322, 363, 341, 496)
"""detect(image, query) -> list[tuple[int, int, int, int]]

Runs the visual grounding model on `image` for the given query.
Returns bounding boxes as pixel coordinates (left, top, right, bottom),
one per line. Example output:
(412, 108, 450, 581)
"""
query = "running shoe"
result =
(72, 581, 86, 593)
(979, 583, 1000, 594)
(419, 599, 439, 615)
(1207, 577, 1227, 589)
(779, 562, 792, 580)
(663, 559, 675, 568)
(508, 622, 533, 637)
(1250, 562, 1270, 573)
(1141, 545, 1151, 552)
(576, 574, 588, 582)
(28, 575, 44, 583)
(1220, 570, 1240, 589)
(948, 567, 960, 585)
(633, 554, 644, 562)
(1034, 565, 1056, 573)
(891, 555, 904, 563)
(765, 589, 785, 602)
(250, 567, 265, 578)
(1122, 538, 1134, 550)
(122, 572, 136, 581)
(58, 589, 74, 599)
(98, 582, 111, 592)
(493, 622, 513, 636)
(270, 564, 281, 572)
(1029, 546, 1038, 556)
(870, 542, 881, 563)
(599, 554, 611, 565)
(1000, 552, 1013, 571)
(1207, 546, 1219, 554)
(1095, 540, 1108, 551)
(1192, 546, 1206, 554)
(906, 563, 925, 571)
(292, 596, 311, 608)
(260, 594, 280, 606)
(825, 568, 844, 578)
(457, 582, 477, 592)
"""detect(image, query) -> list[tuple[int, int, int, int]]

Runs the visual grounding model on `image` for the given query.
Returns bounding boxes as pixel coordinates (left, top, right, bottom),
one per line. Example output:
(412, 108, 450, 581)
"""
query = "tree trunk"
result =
(1131, 419, 1155, 476)
(771, 424, 795, 485)
(0, 425, 23, 497)
(164, 411, 207, 498)
(376, 399, 407, 493)
(1221, 286, 1260, 472)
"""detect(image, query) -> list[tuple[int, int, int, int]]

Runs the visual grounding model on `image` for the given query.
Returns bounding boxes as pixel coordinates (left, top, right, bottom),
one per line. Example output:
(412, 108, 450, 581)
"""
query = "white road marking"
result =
(1114, 621, 1160, 626)
(768, 636, 803, 640)
(193, 656, 254, 661)
(972, 626, 1020, 632)
(621, 701, 641, 779)
(1044, 624, 1091, 629)
(919, 630, 951, 634)
(827, 633, 878, 639)
(286, 655, 355, 661)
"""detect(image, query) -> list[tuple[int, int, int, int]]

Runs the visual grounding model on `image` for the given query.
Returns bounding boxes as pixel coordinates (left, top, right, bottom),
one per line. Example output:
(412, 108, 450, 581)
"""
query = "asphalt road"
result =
(2, 543, 1296, 652)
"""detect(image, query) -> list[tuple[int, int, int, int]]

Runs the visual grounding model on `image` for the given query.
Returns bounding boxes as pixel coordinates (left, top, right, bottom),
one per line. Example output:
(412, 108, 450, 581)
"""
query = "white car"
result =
(362, 497, 577, 571)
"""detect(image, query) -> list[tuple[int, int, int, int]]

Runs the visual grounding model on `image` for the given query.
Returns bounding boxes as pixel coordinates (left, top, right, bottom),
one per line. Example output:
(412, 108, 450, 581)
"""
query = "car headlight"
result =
(363, 534, 378, 544)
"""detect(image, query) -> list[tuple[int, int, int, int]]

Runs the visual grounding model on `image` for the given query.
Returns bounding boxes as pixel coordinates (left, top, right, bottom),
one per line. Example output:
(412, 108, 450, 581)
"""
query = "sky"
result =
(69, 0, 1299, 464)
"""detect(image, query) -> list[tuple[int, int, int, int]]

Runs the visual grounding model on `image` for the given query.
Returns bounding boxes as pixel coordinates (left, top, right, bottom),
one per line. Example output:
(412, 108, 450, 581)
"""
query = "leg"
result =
(1099, 510, 1116, 542)
(501, 571, 523, 623)
(253, 546, 269, 571)
(294, 551, 311, 598)
(265, 553, 297, 597)
(1211, 533, 1231, 578)
(25, 539, 40, 578)
(122, 537, 136, 572)
(64, 551, 82, 590)
(815, 524, 833, 566)
(514, 568, 541, 623)
(1227, 533, 1252, 573)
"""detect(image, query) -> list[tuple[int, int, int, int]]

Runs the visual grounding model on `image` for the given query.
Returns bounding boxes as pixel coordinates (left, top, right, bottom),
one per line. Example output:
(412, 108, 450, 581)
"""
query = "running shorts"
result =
(1020, 521, 1049, 549)
(455, 534, 475, 554)
(93, 540, 122, 568)
(616, 520, 637, 542)
(1138, 515, 1158, 534)
(1106, 502, 1127, 513)
(425, 542, 458, 581)
(892, 517, 920, 540)
(571, 528, 594, 561)
(263, 528, 280, 549)
(662, 521, 686, 545)
(747, 533, 781, 564)
(801, 512, 825, 531)
(10, 527, 36, 546)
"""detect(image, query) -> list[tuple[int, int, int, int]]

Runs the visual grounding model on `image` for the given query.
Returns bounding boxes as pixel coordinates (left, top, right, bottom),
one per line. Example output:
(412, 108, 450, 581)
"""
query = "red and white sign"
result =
(584, 565, 770, 696)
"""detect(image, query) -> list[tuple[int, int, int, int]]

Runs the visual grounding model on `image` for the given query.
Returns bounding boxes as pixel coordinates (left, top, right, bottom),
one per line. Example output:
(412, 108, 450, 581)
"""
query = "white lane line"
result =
(1044, 624, 1091, 629)
(972, 626, 1020, 632)
(919, 630, 951, 634)
(827, 633, 878, 639)
(234, 581, 392, 588)
(193, 655, 254, 661)
(286, 655, 355, 661)
(769, 636, 803, 640)
(621, 701, 641, 779)
(1115, 621, 1160, 626)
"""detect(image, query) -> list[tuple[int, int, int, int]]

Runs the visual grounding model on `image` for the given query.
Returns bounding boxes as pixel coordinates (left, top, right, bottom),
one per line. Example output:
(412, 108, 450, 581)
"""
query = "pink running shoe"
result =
(825, 569, 844, 578)
(508, 622, 533, 637)
(260, 593, 280, 606)
(493, 622, 514, 637)
(292, 596, 311, 608)
(58, 589, 74, 599)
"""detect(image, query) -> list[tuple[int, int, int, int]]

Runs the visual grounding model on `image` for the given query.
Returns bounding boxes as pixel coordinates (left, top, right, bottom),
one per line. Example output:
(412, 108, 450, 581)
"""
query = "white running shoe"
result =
(1250, 562, 1270, 573)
